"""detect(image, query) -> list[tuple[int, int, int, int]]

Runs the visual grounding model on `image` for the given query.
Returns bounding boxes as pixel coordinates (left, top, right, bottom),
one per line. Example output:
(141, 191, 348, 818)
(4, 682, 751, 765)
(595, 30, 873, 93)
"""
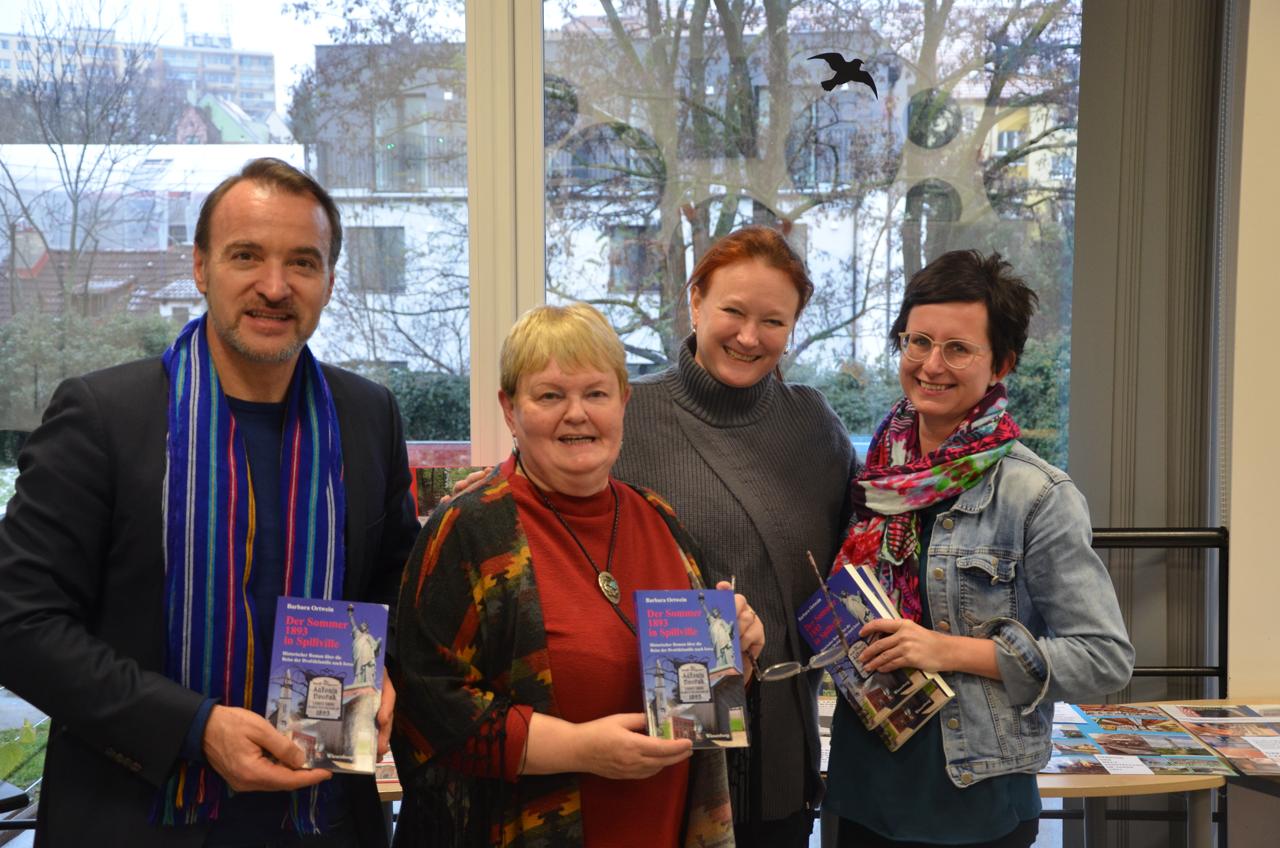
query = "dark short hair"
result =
(194, 157, 343, 268)
(889, 250, 1039, 372)
(686, 225, 814, 318)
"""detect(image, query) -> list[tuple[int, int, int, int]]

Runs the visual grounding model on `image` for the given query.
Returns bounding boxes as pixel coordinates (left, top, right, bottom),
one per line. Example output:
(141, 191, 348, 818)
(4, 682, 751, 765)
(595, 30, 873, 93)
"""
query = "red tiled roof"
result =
(0, 247, 197, 321)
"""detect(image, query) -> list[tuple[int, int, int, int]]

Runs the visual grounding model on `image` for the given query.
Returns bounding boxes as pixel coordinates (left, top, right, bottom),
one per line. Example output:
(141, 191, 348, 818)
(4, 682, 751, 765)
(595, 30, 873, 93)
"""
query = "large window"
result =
(0, 0, 470, 434)
(542, 1, 1080, 468)
(0, 0, 469, 811)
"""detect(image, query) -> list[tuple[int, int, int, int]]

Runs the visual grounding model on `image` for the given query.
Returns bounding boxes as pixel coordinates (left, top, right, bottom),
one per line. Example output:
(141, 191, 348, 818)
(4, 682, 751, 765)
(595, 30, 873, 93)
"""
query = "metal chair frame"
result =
(1040, 526, 1231, 847)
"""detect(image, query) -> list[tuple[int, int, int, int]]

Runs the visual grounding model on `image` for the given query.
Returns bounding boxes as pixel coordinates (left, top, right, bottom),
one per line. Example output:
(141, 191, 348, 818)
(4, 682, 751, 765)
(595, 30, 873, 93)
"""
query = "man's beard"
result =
(215, 312, 307, 363)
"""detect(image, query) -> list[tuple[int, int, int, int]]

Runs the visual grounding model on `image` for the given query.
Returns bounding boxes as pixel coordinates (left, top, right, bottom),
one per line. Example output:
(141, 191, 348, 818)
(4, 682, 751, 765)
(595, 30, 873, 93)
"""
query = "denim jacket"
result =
(923, 442, 1134, 787)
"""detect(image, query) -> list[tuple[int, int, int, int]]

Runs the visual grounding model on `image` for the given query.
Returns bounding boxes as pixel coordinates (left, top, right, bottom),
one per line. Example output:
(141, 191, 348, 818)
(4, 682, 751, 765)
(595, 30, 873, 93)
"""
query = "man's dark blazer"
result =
(0, 357, 421, 847)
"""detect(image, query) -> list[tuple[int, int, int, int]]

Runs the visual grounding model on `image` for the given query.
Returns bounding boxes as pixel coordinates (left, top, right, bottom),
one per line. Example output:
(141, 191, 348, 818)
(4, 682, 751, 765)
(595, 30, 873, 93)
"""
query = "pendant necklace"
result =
(516, 452, 635, 635)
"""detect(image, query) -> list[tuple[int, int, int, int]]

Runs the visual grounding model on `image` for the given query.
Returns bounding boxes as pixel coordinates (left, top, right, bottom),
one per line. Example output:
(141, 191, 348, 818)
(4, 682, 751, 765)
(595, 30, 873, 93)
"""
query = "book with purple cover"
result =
(264, 597, 388, 774)
(636, 588, 749, 749)
(797, 564, 953, 751)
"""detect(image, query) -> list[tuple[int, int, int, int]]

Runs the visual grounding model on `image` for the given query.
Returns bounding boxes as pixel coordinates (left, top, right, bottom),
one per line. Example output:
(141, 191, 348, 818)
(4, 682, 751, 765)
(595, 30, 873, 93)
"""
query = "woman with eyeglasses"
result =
(614, 225, 855, 847)
(823, 250, 1134, 848)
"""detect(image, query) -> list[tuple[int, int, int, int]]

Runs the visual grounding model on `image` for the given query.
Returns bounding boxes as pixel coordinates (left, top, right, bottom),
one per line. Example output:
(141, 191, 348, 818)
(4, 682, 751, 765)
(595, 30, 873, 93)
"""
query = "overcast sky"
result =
(0, 0, 457, 112)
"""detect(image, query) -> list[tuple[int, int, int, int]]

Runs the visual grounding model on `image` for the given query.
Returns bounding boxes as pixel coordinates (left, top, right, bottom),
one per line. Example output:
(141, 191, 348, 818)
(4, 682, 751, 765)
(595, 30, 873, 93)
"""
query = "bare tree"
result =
(0, 2, 187, 430)
(0, 1, 183, 319)
(544, 0, 902, 367)
(287, 0, 472, 374)
(323, 203, 471, 375)
(544, 0, 1080, 375)
(280, 0, 1079, 387)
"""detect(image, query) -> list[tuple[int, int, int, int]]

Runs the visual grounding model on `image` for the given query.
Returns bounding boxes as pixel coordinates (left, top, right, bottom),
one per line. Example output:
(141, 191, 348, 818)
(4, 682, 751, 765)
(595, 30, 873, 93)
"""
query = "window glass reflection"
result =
(0, 0, 471, 459)
(543, 1, 1079, 468)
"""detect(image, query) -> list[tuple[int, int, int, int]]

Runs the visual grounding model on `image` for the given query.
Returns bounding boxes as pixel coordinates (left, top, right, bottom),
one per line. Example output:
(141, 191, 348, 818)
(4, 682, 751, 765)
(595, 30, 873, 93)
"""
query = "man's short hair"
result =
(194, 157, 343, 268)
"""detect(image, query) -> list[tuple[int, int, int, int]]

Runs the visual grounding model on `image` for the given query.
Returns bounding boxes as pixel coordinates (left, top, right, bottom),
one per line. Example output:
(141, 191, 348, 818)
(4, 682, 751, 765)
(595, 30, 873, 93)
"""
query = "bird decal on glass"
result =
(809, 53, 878, 99)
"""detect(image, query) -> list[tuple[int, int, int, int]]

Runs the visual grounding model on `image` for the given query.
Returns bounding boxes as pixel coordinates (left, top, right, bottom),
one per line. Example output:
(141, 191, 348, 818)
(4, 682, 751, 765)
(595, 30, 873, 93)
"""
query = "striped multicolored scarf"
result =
(156, 315, 345, 832)
(833, 385, 1019, 622)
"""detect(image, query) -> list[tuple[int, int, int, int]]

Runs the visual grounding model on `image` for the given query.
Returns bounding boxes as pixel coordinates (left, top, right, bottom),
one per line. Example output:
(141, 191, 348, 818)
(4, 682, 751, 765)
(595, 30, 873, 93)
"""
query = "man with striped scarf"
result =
(0, 158, 421, 847)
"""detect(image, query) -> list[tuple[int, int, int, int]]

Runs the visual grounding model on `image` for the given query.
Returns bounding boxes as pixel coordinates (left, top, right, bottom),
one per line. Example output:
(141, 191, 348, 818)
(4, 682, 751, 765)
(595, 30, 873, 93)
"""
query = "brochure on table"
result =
(375, 751, 399, 785)
(1161, 704, 1280, 776)
(1043, 703, 1235, 776)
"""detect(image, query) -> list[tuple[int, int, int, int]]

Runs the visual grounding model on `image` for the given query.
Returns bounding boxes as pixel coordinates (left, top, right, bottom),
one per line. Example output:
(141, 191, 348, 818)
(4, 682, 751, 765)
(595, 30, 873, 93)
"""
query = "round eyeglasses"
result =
(897, 331, 990, 370)
(755, 641, 849, 683)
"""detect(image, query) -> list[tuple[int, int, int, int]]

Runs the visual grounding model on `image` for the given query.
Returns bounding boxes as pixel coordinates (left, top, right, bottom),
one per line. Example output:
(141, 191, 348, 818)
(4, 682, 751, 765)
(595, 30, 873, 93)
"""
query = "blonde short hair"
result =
(499, 303, 629, 398)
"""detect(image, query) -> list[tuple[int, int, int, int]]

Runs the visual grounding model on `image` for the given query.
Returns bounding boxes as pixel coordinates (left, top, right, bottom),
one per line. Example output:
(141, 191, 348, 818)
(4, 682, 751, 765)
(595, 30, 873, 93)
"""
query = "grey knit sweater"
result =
(614, 338, 854, 823)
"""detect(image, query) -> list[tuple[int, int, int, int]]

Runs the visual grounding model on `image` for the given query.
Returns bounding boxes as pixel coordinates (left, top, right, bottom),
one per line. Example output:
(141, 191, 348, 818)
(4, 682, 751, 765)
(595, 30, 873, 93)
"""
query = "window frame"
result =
(464, 0, 545, 465)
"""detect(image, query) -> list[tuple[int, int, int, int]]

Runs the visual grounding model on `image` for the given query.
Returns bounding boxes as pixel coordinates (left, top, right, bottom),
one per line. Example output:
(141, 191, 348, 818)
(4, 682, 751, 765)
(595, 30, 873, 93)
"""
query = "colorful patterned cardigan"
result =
(390, 465, 735, 848)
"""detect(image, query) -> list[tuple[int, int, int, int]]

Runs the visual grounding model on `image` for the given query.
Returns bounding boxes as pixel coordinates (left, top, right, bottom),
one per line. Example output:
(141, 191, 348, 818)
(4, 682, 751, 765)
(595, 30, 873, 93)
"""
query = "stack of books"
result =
(798, 564, 953, 751)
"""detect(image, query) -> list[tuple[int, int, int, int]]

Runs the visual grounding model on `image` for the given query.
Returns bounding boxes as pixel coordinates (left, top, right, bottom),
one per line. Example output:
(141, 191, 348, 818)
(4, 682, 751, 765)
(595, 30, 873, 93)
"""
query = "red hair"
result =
(686, 225, 814, 318)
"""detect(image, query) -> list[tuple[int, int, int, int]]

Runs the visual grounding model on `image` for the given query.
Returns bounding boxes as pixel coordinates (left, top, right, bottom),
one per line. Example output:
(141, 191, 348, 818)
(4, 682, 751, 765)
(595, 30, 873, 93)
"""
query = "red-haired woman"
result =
(614, 225, 855, 848)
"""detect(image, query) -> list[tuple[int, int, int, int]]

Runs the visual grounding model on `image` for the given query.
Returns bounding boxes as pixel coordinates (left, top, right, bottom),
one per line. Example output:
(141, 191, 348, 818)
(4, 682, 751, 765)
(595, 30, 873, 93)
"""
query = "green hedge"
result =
(0, 720, 48, 799)
(378, 369, 470, 441)
(811, 333, 1069, 470)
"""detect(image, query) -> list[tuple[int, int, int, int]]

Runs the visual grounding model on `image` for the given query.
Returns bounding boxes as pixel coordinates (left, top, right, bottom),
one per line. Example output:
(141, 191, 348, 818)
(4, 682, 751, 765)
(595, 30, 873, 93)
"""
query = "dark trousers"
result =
(836, 817, 1039, 848)
(204, 811, 361, 848)
(206, 831, 359, 848)
(734, 809, 815, 848)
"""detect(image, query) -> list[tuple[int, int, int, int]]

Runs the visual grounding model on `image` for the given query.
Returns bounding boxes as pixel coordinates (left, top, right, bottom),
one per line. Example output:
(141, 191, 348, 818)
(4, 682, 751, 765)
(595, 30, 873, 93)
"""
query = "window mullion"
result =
(466, 0, 545, 465)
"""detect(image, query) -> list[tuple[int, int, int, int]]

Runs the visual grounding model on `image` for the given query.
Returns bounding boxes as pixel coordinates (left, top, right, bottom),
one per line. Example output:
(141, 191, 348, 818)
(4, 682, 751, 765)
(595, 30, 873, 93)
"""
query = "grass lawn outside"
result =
(0, 721, 48, 799)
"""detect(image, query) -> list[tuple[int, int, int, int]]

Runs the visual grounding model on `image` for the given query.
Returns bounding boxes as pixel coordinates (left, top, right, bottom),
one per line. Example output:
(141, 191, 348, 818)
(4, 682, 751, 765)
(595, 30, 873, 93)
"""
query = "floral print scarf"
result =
(834, 385, 1021, 622)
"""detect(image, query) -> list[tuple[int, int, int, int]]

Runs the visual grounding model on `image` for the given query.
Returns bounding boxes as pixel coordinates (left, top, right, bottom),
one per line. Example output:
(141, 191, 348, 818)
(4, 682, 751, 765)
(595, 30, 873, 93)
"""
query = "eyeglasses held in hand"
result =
(897, 331, 990, 370)
(756, 640, 850, 682)
(756, 551, 857, 684)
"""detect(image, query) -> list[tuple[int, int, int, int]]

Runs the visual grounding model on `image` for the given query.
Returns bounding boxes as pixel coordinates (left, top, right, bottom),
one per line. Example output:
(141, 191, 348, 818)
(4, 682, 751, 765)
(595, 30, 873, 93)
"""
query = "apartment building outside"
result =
(0, 29, 275, 117)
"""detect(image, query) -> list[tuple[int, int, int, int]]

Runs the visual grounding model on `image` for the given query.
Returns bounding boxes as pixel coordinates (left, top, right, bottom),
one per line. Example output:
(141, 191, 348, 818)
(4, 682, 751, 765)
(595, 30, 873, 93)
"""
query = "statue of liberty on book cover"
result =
(264, 597, 388, 774)
(636, 588, 748, 749)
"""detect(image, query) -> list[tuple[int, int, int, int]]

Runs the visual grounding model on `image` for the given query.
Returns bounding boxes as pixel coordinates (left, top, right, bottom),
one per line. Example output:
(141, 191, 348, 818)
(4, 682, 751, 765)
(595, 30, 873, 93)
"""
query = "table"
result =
(385, 770, 1220, 848)
(0, 781, 28, 815)
(1038, 697, 1280, 847)
(377, 781, 402, 843)
(381, 698, 1280, 847)
(1037, 771, 1223, 848)
(814, 723, 1223, 848)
